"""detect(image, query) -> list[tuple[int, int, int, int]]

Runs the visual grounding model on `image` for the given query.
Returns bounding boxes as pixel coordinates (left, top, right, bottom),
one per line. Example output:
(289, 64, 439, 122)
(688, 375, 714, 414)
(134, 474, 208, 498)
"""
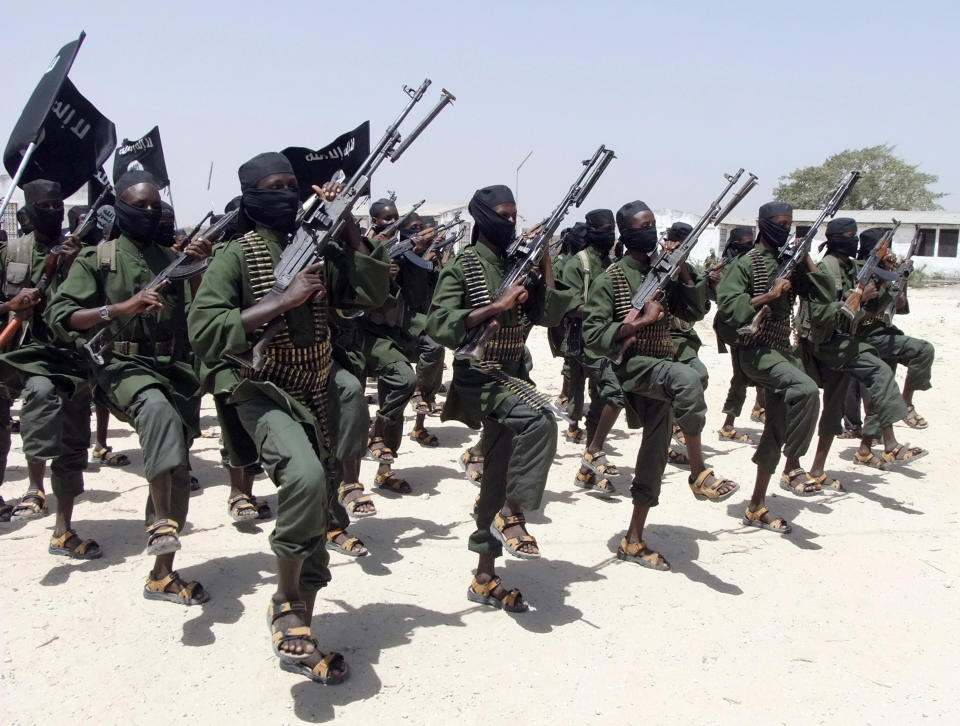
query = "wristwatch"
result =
(98, 305, 111, 321)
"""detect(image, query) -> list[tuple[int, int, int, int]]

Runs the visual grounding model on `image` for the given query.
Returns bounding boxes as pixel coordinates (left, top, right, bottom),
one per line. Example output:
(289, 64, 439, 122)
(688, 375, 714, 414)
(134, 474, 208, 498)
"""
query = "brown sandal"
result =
(689, 468, 739, 501)
(145, 518, 181, 556)
(582, 449, 619, 477)
(779, 468, 821, 497)
(337, 482, 376, 518)
(718, 428, 753, 444)
(744, 506, 790, 533)
(267, 599, 316, 659)
(903, 406, 928, 430)
(491, 512, 540, 560)
(409, 427, 439, 447)
(574, 470, 616, 496)
(365, 436, 395, 463)
(325, 528, 368, 557)
(458, 448, 483, 485)
(616, 537, 670, 570)
(228, 494, 259, 523)
(374, 471, 412, 494)
(467, 575, 529, 612)
(145, 570, 208, 605)
(10, 490, 48, 521)
(49, 529, 102, 559)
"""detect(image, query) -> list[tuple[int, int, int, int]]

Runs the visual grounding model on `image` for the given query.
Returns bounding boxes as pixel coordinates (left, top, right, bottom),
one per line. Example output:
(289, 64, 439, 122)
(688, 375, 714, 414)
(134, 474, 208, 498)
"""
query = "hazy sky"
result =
(3, 0, 957, 223)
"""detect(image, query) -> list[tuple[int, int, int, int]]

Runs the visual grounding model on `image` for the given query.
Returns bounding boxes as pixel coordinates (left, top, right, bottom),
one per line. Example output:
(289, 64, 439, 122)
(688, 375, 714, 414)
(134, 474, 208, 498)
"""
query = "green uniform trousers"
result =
(20, 376, 90, 498)
(564, 355, 625, 426)
(806, 346, 909, 439)
(737, 347, 819, 473)
(0, 397, 12, 484)
(864, 332, 934, 393)
(416, 333, 445, 402)
(236, 392, 333, 593)
(134, 387, 193, 528)
(683, 356, 709, 396)
(721, 346, 750, 417)
(470, 394, 557, 558)
(375, 360, 417, 453)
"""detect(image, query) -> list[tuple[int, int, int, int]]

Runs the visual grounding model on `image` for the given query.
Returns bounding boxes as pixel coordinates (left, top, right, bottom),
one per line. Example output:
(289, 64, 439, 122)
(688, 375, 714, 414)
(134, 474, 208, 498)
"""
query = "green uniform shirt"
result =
(426, 241, 573, 428)
(582, 253, 706, 391)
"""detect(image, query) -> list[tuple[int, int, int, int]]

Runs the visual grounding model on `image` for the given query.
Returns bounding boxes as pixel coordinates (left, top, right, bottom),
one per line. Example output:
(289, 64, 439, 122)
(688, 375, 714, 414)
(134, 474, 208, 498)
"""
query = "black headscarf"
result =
(757, 201, 793, 249)
(666, 221, 693, 242)
(468, 185, 516, 249)
(22, 179, 64, 238)
(616, 200, 658, 252)
(155, 201, 176, 247)
(724, 226, 755, 259)
(114, 171, 161, 243)
(563, 222, 588, 255)
(67, 205, 102, 246)
(584, 208, 615, 252)
(419, 215, 437, 229)
(238, 152, 300, 234)
(858, 227, 888, 260)
(822, 217, 858, 256)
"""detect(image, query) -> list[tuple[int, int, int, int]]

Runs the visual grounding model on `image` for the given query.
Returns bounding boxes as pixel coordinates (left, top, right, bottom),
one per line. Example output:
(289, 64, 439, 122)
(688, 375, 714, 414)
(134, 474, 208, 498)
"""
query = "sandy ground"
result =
(1, 286, 959, 725)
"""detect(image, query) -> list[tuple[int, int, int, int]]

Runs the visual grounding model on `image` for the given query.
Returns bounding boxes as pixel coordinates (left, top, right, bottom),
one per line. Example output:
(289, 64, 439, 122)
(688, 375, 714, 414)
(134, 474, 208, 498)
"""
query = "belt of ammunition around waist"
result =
(610, 265, 674, 360)
(738, 249, 794, 352)
(461, 248, 527, 362)
(236, 232, 332, 447)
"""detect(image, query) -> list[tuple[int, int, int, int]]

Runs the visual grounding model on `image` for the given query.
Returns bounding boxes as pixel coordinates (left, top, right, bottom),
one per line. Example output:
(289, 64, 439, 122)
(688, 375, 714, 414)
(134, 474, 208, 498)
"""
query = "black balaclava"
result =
(22, 179, 64, 238)
(469, 184, 516, 249)
(238, 152, 300, 234)
(666, 221, 693, 242)
(114, 171, 162, 243)
(724, 226, 754, 261)
(219, 196, 242, 241)
(564, 222, 588, 255)
(399, 212, 423, 239)
(67, 205, 102, 246)
(16, 208, 34, 235)
(858, 227, 888, 261)
(419, 215, 437, 229)
(155, 201, 176, 247)
(616, 200, 658, 253)
(757, 201, 793, 249)
(823, 217, 858, 257)
(584, 208, 616, 252)
(369, 198, 398, 234)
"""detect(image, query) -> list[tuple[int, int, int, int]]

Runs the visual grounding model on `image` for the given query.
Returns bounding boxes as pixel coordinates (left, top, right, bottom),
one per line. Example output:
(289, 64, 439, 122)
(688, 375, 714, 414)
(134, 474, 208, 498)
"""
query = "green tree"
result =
(774, 144, 945, 210)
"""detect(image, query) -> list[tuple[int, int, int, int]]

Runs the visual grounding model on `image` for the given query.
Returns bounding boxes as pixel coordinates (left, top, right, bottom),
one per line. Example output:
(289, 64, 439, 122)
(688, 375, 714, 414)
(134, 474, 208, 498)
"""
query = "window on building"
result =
(938, 228, 959, 258)
(1, 204, 17, 240)
(917, 228, 937, 257)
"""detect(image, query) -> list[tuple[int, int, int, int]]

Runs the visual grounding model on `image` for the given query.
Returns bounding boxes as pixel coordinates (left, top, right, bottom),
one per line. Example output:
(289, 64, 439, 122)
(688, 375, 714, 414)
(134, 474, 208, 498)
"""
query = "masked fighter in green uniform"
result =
(427, 184, 571, 612)
(0, 180, 95, 560)
(47, 170, 210, 603)
(188, 152, 390, 684)
(796, 218, 927, 482)
(583, 201, 737, 571)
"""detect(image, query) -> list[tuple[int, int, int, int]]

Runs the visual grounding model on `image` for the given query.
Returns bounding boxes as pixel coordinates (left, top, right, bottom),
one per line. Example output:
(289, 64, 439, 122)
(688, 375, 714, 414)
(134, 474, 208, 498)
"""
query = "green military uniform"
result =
(399, 256, 445, 406)
(795, 253, 909, 439)
(46, 235, 201, 526)
(859, 281, 934, 394)
(715, 246, 822, 473)
(0, 233, 91, 500)
(426, 242, 572, 557)
(557, 245, 625, 427)
(187, 227, 389, 591)
(671, 265, 709, 390)
(582, 254, 707, 507)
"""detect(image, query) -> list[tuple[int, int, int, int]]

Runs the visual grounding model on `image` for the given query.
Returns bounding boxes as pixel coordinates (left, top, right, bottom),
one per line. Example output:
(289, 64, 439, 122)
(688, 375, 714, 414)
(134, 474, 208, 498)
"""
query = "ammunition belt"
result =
(739, 248, 794, 352)
(237, 232, 332, 447)
(610, 264, 674, 360)
(479, 361, 567, 422)
(461, 248, 529, 362)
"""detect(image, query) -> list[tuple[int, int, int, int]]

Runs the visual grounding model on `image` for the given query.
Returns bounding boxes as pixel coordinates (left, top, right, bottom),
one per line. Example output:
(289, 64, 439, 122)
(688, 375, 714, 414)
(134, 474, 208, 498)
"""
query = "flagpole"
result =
(0, 141, 38, 221)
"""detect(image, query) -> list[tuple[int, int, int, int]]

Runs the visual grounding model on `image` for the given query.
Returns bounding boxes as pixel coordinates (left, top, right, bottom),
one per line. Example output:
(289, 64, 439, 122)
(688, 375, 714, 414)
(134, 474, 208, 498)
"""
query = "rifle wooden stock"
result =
(840, 219, 898, 321)
(0, 315, 24, 349)
(736, 304, 770, 337)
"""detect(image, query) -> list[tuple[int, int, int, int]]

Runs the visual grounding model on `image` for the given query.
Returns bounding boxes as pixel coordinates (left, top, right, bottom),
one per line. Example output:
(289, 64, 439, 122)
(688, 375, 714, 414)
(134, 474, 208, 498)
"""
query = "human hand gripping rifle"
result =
(610, 168, 758, 365)
(881, 227, 921, 325)
(840, 218, 901, 320)
(454, 144, 616, 362)
(737, 169, 862, 337)
(387, 211, 464, 270)
(380, 199, 426, 243)
(82, 209, 238, 365)
(0, 183, 114, 350)
(236, 79, 456, 371)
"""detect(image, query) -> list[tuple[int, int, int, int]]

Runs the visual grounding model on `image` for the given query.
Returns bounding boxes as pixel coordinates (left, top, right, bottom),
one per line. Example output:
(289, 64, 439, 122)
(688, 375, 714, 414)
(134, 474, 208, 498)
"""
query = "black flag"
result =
(282, 121, 370, 201)
(4, 32, 85, 177)
(112, 125, 169, 187)
(87, 166, 115, 206)
(5, 78, 116, 197)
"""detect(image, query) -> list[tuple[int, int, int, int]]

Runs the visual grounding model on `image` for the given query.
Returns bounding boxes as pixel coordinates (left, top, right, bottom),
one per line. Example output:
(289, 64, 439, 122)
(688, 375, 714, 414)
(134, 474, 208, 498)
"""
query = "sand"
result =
(1, 286, 958, 725)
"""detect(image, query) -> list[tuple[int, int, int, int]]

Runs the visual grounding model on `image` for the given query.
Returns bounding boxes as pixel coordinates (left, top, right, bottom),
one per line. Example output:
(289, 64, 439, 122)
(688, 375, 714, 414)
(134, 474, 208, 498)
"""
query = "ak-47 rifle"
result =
(237, 79, 456, 371)
(840, 218, 900, 320)
(737, 170, 861, 337)
(0, 183, 114, 350)
(82, 209, 238, 365)
(380, 199, 426, 242)
(388, 211, 464, 265)
(610, 168, 758, 365)
(454, 144, 616, 361)
(882, 227, 922, 325)
(424, 212, 463, 252)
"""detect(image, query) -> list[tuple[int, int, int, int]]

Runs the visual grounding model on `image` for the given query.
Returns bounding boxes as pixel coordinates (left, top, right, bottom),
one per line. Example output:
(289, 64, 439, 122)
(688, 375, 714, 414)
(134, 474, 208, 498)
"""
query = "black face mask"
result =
(242, 187, 300, 234)
(620, 226, 658, 253)
(371, 221, 393, 234)
(585, 228, 615, 251)
(827, 233, 858, 257)
(27, 203, 64, 238)
(115, 199, 161, 244)
(758, 218, 792, 249)
(155, 224, 176, 247)
(472, 206, 516, 250)
(400, 225, 422, 240)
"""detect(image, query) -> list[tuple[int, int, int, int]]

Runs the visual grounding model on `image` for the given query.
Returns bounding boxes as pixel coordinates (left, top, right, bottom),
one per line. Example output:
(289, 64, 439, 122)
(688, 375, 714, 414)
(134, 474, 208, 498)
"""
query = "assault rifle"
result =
(737, 170, 861, 337)
(388, 212, 464, 264)
(840, 218, 900, 320)
(610, 168, 758, 365)
(0, 182, 114, 350)
(380, 199, 426, 241)
(454, 144, 615, 361)
(83, 209, 238, 365)
(239, 79, 456, 370)
(882, 227, 922, 325)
